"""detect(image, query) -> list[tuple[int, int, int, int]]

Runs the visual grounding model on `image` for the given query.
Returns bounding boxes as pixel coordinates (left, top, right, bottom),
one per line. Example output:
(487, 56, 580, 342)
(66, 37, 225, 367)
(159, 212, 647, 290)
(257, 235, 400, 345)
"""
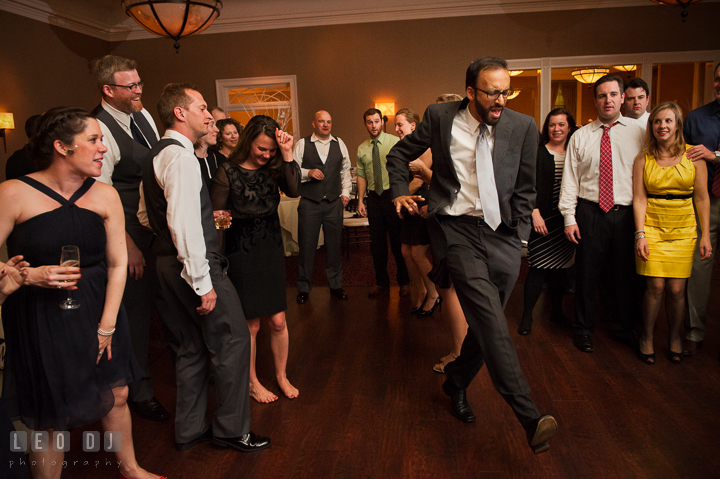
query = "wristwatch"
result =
(715, 151, 720, 164)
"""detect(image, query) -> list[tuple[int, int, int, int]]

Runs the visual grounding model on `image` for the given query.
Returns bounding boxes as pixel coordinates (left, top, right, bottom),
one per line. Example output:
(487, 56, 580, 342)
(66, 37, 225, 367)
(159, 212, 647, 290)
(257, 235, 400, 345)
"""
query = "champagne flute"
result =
(59, 245, 80, 310)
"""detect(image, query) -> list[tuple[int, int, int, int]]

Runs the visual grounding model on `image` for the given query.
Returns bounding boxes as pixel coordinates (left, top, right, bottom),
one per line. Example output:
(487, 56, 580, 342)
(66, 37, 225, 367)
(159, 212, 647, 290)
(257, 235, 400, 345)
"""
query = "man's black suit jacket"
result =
(387, 98, 538, 261)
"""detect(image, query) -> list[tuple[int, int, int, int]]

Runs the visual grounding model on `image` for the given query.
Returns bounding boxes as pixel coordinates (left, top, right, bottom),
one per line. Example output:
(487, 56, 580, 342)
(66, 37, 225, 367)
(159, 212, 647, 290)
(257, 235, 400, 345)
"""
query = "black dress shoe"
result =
(175, 428, 213, 451)
(442, 381, 475, 423)
(330, 288, 348, 299)
(296, 292, 309, 304)
(525, 415, 558, 454)
(212, 432, 271, 452)
(518, 317, 533, 335)
(128, 397, 170, 421)
(573, 334, 594, 353)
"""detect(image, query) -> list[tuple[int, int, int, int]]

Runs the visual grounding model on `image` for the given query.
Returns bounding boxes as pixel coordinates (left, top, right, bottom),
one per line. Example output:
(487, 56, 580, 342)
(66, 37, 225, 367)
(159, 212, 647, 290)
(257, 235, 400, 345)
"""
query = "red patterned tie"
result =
(598, 122, 618, 213)
(712, 136, 720, 197)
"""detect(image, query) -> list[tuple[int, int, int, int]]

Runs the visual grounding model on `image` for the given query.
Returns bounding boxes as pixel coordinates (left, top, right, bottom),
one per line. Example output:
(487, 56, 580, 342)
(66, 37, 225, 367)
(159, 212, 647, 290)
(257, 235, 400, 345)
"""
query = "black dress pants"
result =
(366, 190, 409, 287)
(438, 216, 540, 428)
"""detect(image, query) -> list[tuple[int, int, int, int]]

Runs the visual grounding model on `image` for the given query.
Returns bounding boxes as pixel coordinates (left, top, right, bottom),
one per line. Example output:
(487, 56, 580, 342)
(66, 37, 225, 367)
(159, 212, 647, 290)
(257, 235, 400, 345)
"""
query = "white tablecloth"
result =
(277, 196, 324, 256)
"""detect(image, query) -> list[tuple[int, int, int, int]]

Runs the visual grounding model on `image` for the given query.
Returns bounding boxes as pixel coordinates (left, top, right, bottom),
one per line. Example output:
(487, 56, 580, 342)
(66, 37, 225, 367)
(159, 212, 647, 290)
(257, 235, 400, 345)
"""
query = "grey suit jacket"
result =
(387, 98, 538, 260)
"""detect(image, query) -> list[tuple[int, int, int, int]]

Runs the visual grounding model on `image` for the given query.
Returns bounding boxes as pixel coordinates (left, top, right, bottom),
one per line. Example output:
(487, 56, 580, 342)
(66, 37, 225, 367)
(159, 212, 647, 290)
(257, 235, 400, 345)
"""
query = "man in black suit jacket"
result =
(387, 57, 557, 454)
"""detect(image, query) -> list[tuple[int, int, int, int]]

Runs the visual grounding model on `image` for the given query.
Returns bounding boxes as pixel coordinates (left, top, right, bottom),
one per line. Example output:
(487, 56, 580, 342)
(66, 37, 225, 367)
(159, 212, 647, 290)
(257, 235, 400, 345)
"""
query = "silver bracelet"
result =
(635, 234, 646, 240)
(97, 326, 115, 336)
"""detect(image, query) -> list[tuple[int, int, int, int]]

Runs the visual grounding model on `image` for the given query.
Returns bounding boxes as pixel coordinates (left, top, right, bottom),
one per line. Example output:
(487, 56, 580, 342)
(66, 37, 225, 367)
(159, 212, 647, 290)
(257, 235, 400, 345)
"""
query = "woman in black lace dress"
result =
(0, 107, 163, 479)
(210, 115, 300, 404)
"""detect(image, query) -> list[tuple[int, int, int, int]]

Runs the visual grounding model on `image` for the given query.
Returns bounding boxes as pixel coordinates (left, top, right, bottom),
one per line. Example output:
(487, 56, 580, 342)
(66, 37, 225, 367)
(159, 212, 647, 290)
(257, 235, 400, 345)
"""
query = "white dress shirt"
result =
(558, 115, 645, 226)
(137, 130, 212, 296)
(96, 99, 159, 185)
(442, 106, 495, 217)
(293, 133, 352, 198)
(634, 110, 650, 130)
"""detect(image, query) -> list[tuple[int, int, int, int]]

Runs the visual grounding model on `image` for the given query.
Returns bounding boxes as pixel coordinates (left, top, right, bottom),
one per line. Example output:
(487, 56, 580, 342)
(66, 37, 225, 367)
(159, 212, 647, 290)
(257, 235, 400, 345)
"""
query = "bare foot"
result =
(120, 466, 167, 479)
(277, 376, 299, 399)
(414, 289, 428, 309)
(249, 382, 278, 403)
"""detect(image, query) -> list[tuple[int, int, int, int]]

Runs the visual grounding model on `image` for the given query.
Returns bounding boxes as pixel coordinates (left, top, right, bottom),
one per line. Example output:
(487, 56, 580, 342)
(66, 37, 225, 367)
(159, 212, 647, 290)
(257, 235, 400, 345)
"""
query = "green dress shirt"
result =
(356, 131, 400, 193)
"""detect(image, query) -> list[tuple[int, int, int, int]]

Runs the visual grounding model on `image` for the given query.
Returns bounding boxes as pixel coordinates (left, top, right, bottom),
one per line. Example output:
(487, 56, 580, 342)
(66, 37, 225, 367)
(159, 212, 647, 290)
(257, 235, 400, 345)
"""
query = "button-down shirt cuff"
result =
(564, 215, 577, 227)
(183, 268, 213, 296)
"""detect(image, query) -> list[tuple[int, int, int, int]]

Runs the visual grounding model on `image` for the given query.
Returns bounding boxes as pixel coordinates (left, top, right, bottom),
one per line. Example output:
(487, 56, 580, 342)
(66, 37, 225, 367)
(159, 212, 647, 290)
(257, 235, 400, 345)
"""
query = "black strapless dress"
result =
(1, 177, 139, 431)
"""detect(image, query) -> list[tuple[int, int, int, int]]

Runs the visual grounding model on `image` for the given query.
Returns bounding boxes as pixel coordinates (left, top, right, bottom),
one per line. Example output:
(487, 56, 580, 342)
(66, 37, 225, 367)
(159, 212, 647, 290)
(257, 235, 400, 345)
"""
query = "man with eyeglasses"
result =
(90, 55, 170, 422)
(559, 74, 644, 353)
(388, 57, 558, 455)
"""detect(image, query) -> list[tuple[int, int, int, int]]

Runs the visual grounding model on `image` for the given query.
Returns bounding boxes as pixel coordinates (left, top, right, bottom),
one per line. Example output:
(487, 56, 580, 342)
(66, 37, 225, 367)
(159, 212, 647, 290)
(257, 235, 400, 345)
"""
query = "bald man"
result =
(294, 110, 352, 303)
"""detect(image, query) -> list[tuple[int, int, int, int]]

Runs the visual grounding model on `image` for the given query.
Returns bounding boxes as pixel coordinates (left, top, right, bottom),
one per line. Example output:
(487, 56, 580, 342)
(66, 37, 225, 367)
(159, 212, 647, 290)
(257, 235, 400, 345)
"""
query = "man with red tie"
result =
(559, 74, 645, 353)
(683, 62, 720, 357)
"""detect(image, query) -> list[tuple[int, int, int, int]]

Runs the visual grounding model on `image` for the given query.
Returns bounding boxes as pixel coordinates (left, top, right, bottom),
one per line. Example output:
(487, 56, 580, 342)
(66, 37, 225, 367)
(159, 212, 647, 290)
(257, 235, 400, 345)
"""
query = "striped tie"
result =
(598, 122, 618, 213)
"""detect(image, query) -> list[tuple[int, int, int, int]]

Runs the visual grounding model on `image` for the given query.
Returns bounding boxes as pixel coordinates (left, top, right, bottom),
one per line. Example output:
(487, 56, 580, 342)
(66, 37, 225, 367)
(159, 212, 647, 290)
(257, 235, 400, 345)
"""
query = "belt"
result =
(437, 214, 486, 226)
(647, 193, 693, 200)
(578, 197, 630, 211)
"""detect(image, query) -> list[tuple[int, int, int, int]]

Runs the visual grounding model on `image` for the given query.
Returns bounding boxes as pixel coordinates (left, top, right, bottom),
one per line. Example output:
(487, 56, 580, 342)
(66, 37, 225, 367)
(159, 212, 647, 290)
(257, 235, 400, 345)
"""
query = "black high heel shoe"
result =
(418, 296, 442, 316)
(410, 294, 428, 315)
(518, 317, 533, 335)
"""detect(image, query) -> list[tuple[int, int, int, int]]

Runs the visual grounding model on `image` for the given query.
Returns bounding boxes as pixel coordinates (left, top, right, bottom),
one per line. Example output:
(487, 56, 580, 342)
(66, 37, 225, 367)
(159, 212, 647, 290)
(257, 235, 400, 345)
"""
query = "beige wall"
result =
(2, 3, 719, 179)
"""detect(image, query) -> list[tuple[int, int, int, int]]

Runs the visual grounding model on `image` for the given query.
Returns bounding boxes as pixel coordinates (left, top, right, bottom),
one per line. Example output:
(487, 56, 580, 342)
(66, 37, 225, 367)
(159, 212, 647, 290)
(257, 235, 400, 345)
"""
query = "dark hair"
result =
(363, 108, 382, 122)
(157, 82, 199, 129)
(395, 108, 420, 125)
(24, 114, 43, 138)
(539, 108, 578, 148)
(642, 101, 686, 160)
(466, 57, 508, 89)
(92, 55, 138, 90)
(624, 77, 650, 96)
(29, 107, 92, 170)
(216, 118, 243, 149)
(593, 74, 624, 97)
(229, 115, 284, 172)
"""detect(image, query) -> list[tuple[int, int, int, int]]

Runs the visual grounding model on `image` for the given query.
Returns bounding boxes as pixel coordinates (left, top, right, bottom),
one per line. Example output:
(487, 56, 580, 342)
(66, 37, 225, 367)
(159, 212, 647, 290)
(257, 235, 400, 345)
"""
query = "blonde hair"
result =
(642, 101, 686, 160)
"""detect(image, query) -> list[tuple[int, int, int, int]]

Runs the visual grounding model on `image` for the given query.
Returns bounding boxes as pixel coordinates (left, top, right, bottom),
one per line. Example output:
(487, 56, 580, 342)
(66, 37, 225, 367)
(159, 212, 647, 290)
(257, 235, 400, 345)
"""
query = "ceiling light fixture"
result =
(650, 0, 702, 21)
(572, 68, 610, 84)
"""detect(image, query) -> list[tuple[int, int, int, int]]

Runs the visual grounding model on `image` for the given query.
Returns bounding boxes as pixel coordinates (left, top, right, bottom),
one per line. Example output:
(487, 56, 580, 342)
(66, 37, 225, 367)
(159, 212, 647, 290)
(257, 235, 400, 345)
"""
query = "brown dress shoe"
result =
(368, 285, 389, 297)
(683, 339, 702, 356)
(399, 285, 412, 297)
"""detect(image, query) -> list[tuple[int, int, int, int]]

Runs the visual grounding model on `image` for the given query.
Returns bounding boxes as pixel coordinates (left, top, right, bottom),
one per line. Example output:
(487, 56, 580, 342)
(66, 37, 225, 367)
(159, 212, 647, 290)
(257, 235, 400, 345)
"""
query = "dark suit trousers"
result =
(124, 243, 176, 402)
(574, 200, 636, 336)
(367, 190, 410, 287)
(439, 217, 540, 427)
(297, 197, 343, 292)
(156, 253, 251, 443)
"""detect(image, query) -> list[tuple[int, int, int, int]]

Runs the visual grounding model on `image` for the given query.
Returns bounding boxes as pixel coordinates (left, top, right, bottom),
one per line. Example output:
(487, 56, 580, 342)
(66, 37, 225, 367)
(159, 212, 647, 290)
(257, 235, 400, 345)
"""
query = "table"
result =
(277, 196, 324, 256)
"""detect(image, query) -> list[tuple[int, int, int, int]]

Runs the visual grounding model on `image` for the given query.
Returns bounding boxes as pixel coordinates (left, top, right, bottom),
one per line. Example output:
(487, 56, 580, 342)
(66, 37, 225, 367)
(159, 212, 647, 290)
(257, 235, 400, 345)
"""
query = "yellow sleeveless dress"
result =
(636, 151, 696, 278)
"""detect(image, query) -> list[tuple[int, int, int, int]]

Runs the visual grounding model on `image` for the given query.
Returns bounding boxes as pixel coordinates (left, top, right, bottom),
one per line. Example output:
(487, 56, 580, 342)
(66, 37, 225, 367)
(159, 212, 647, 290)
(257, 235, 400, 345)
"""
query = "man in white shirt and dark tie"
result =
(559, 74, 645, 353)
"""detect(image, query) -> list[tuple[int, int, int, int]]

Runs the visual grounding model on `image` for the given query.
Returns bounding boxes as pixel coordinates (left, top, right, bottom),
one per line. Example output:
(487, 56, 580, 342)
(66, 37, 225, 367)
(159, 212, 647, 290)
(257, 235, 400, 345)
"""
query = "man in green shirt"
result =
(356, 108, 410, 296)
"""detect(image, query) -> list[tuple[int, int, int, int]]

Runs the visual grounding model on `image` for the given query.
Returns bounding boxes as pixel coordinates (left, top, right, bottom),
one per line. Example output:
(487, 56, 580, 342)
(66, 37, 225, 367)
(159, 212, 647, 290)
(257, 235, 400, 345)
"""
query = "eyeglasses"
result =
(108, 81, 144, 92)
(474, 87, 516, 100)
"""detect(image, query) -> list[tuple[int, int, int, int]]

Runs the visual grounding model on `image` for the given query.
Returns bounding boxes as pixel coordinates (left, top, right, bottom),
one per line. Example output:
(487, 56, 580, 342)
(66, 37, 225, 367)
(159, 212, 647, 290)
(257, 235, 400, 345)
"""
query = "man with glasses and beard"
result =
(91, 55, 170, 422)
(388, 57, 558, 455)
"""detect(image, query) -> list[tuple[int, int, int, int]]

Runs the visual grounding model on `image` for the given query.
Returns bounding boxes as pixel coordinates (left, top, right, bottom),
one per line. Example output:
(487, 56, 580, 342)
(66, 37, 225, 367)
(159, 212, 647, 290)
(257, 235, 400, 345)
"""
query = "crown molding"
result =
(1, 0, 718, 42)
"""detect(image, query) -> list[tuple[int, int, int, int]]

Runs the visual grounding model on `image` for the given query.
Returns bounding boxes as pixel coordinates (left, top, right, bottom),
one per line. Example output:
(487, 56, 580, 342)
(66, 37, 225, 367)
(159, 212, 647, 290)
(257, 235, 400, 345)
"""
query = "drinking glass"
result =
(215, 211, 231, 230)
(59, 245, 80, 310)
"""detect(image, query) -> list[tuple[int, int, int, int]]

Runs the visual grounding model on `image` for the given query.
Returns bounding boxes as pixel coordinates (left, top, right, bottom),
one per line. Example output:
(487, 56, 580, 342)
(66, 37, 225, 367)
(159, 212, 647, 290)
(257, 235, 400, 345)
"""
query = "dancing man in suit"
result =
(388, 57, 557, 454)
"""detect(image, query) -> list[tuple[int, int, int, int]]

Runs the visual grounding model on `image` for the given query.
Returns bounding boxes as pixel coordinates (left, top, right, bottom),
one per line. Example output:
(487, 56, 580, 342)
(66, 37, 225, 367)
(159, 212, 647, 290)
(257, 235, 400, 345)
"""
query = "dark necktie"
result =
(598, 122, 618, 213)
(130, 117, 150, 149)
(712, 136, 720, 197)
(371, 139, 383, 195)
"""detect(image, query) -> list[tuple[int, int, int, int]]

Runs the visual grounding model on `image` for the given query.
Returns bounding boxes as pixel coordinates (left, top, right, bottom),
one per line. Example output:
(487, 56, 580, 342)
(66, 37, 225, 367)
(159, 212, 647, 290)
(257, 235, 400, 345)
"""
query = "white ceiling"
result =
(0, 0, 715, 42)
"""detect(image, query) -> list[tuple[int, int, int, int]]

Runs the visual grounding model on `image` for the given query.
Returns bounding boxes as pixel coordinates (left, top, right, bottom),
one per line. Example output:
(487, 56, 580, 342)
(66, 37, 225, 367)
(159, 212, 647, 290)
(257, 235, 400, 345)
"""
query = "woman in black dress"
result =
(210, 115, 300, 403)
(0, 107, 163, 479)
(394, 108, 440, 315)
(518, 108, 578, 335)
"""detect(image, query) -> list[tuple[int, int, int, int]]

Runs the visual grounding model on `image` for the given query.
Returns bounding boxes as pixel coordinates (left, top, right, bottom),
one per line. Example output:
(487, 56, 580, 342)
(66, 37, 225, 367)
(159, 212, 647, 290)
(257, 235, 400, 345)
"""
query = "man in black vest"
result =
(140, 83, 269, 452)
(91, 55, 170, 421)
(294, 110, 351, 304)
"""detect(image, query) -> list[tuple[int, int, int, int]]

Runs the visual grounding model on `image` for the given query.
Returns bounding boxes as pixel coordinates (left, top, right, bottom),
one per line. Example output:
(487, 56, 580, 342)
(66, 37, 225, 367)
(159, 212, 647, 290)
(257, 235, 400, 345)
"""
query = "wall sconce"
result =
(507, 90, 521, 100)
(374, 102, 395, 118)
(508, 70, 523, 76)
(0, 113, 14, 153)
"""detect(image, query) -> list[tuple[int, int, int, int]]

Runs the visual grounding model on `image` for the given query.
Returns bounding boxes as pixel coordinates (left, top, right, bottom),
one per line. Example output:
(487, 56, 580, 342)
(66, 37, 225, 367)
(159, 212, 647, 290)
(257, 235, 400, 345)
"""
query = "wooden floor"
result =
(61, 283, 720, 479)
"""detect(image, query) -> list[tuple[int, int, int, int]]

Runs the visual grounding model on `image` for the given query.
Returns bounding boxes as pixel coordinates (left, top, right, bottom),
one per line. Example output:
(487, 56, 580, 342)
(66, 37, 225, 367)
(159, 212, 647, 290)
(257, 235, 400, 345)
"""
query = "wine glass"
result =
(59, 245, 80, 310)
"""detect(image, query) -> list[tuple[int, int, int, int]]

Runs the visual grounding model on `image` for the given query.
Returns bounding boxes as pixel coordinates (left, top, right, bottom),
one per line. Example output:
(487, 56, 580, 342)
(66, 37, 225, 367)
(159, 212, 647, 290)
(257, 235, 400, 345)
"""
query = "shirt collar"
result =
(101, 98, 132, 130)
(164, 129, 195, 152)
(310, 133, 336, 144)
(590, 114, 628, 132)
(371, 131, 389, 145)
(462, 106, 494, 137)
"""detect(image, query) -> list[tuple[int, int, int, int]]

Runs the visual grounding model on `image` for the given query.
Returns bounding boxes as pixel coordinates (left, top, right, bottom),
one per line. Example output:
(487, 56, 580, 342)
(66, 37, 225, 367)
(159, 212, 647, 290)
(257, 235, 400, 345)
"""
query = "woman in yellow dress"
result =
(633, 101, 712, 365)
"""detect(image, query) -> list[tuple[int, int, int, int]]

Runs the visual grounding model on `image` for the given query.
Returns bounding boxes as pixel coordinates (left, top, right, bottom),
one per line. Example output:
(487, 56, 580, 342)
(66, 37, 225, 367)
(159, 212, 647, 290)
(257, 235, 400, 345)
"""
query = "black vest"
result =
(142, 138, 219, 257)
(299, 136, 343, 202)
(92, 105, 159, 250)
